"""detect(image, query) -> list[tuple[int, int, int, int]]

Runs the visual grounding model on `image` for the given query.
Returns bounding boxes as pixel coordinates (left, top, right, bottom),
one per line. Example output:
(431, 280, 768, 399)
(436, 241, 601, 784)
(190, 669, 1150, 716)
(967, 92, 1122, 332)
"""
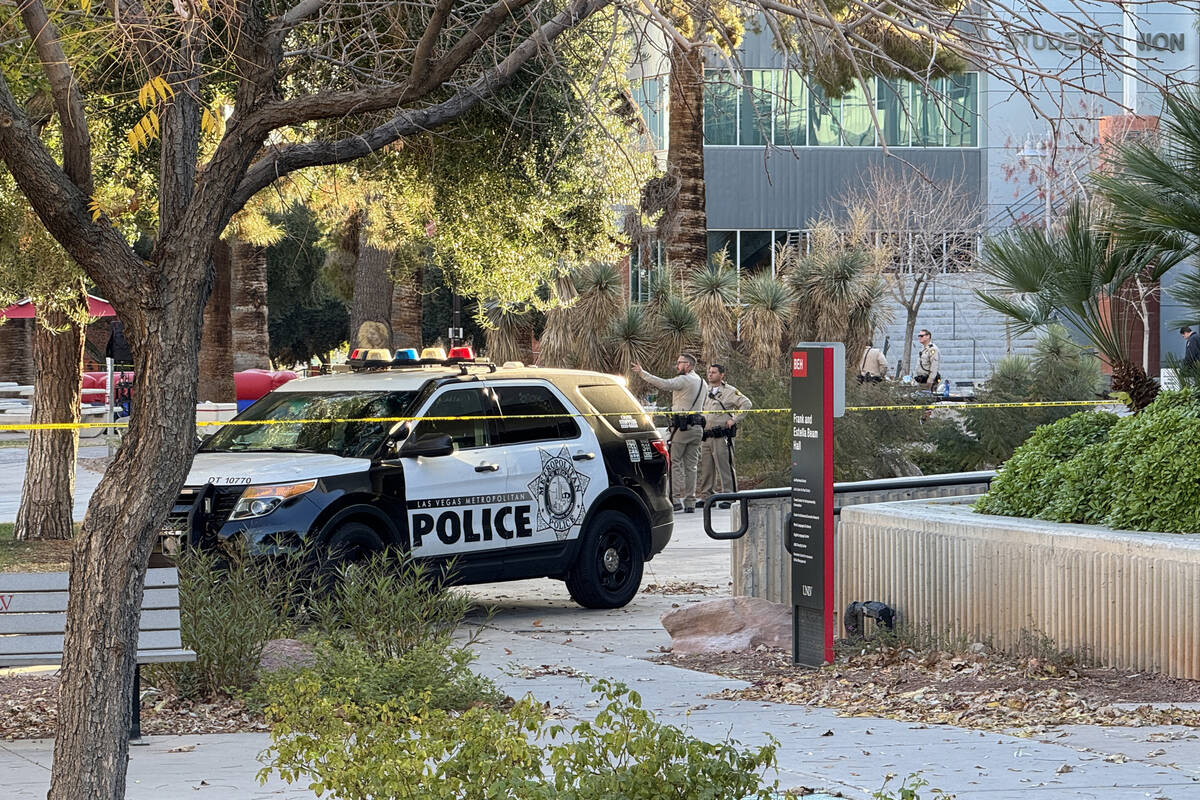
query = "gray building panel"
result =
(703, 147, 985, 230)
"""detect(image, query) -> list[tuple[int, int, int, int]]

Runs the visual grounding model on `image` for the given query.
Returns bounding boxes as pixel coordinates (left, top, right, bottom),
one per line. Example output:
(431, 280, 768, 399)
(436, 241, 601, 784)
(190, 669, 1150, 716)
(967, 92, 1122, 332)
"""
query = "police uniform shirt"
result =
(640, 370, 705, 412)
(918, 342, 940, 379)
(703, 382, 752, 426)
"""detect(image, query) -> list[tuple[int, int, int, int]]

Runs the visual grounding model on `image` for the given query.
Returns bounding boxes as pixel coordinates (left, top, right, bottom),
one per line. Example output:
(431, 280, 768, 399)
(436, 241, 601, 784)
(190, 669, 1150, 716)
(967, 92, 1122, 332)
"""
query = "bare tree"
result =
(842, 165, 983, 376)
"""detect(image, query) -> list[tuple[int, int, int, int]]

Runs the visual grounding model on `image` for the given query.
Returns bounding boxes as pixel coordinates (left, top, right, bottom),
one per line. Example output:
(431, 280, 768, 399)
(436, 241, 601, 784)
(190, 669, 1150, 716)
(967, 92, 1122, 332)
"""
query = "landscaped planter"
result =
(732, 496, 1200, 679)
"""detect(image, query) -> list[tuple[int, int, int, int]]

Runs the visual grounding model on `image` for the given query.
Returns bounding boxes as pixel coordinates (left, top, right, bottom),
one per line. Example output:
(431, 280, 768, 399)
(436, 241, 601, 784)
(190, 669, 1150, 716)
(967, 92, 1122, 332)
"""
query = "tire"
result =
(313, 521, 385, 593)
(565, 511, 644, 609)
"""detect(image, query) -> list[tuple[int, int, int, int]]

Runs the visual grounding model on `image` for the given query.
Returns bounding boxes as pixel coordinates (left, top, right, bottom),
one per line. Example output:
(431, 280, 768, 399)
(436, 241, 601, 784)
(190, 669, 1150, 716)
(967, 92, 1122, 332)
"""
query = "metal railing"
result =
(702, 470, 996, 540)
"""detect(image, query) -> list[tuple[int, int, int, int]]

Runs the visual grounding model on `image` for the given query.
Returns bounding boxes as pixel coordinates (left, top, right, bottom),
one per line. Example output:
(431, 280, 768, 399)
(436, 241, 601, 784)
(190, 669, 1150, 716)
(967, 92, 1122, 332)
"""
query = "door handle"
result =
(572, 452, 596, 461)
(475, 462, 500, 472)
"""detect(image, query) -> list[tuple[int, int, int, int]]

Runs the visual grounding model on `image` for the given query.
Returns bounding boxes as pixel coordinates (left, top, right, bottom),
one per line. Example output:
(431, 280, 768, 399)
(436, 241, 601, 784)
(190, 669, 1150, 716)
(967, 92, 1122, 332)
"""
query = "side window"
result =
(493, 385, 580, 445)
(578, 383, 655, 434)
(412, 388, 491, 450)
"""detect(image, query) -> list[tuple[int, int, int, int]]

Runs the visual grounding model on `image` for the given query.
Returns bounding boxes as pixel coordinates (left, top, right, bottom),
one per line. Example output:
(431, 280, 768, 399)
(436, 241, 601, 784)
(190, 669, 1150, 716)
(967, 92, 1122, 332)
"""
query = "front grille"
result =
(162, 486, 244, 543)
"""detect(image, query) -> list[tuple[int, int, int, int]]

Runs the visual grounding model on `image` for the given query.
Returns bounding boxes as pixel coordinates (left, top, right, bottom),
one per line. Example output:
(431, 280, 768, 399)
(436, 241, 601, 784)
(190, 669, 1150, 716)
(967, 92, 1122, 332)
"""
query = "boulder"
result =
(661, 597, 791, 655)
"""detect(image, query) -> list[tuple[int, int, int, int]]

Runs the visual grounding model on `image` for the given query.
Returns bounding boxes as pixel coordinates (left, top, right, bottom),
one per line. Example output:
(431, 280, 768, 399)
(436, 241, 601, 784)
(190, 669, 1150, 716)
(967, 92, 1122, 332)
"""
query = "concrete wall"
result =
(732, 496, 1200, 679)
(872, 272, 1039, 384)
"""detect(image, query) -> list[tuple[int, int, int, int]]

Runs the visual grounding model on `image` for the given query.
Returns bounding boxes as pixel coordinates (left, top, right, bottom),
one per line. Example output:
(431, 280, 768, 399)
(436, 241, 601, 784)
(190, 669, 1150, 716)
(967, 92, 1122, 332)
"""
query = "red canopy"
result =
(0, 295, 117, 320)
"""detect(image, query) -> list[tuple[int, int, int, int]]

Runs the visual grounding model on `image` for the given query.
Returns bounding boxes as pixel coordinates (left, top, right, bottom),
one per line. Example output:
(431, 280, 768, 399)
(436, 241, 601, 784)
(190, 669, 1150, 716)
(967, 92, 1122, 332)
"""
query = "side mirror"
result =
(398, 432, 454, 458)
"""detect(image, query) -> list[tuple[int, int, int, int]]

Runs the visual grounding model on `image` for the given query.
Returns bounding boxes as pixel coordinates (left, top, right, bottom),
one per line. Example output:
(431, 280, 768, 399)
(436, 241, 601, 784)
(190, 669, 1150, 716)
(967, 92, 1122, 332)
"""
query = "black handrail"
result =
(701, 470, 996, 540)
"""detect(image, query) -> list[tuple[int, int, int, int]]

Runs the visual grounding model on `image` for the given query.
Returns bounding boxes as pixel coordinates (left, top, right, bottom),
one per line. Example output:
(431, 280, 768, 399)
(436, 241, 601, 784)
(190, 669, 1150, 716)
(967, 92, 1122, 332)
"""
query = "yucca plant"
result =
(655, 293, 700, 372)
(571, 262, 625, 371)
(977, 200, 1167, 411)
(608, 304, 656, 376)
(787, 222, 888, 358)
(482, 300, 531, 365)
(686, 252, 737, 364)
(739, 273, 794, 371)
(538, 271, 579, 368)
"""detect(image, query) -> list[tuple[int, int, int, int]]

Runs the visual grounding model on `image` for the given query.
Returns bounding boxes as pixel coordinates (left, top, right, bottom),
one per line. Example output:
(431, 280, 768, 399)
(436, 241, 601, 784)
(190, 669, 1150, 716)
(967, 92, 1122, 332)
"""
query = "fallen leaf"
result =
(168, 744, 196, 753)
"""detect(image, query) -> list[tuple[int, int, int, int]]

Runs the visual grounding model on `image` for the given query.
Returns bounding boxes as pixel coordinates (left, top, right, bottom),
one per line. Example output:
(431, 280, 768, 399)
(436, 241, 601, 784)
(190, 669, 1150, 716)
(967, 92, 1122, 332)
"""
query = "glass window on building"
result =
(876, 77, 910, 147)
(909, 80, 945, 146)
(707, 230, 737, 268)
(809, 86, 842, 146)
(630, 240, 664, 303)
(739, 70, 774, 146)
(945, 73, 978, 147)
(739, 231, 774, 276)
(632, 77, 666, 150)
(840, 81, 874, 146)
(774, 70, 807, 147)
(704, 71, 738, 145)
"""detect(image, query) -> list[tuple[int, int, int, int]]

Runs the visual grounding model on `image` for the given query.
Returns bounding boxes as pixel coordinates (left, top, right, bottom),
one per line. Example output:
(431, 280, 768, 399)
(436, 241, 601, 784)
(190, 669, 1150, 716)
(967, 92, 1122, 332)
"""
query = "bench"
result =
(0, 567, 196, 740)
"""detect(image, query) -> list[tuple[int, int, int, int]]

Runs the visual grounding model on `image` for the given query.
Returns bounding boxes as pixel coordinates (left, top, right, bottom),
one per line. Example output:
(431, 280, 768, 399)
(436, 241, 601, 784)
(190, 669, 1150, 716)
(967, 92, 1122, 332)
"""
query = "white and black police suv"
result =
(163, 347, 672, 609)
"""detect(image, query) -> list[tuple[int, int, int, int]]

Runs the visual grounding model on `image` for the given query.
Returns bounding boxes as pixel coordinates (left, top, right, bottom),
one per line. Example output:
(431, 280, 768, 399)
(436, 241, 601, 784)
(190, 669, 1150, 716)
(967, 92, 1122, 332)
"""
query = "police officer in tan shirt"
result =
(697, 363, 752, 507)
(632, 354, 706, 512)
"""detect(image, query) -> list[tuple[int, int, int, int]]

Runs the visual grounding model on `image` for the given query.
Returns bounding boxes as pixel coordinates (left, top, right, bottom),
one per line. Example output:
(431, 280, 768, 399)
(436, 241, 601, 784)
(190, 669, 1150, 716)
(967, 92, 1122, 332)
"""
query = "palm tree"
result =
(686, 253, 737, 364)
(739, 272, 794, 370)
(977, 200, 1167, 411)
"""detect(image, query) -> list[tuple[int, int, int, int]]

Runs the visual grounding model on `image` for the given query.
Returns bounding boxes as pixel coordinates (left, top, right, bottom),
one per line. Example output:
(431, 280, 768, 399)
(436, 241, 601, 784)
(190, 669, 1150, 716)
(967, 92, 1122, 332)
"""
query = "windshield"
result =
(202, 390, 419, 458)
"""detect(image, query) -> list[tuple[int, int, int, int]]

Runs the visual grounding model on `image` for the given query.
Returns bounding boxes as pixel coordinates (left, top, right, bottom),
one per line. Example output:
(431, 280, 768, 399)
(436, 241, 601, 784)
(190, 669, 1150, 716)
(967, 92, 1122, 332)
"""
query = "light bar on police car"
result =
(229, 479, 318, 520)
(419, 346, 447, 364)
(392, 348, 420, 366)
(445, 345, 474, 363)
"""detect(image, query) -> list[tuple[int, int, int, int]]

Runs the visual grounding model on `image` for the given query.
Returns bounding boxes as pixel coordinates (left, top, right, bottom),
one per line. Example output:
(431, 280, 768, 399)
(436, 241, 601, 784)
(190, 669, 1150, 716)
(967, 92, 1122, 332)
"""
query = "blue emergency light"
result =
(392, 348, 420, 366)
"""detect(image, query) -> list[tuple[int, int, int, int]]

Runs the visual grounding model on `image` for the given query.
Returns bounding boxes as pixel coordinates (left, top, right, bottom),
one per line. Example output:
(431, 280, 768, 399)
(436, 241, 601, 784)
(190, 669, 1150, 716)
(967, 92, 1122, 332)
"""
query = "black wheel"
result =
(565, 511, 644, 609)
(313, 521, 385, 592)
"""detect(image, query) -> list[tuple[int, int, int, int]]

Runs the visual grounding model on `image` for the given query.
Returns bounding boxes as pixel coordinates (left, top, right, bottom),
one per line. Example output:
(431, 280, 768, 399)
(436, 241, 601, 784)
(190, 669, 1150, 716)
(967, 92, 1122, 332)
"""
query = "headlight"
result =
(229, 480, 317, 520)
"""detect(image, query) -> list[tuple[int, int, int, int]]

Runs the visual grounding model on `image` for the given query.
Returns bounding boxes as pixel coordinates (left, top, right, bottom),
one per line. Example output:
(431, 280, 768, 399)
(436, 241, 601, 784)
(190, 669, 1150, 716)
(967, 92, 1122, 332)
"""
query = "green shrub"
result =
(308, 554, 477, 660)
(147, 545, 305, 698)
(259, 678, 779, 800)
(252, 637, 502, 714)
(978, 388, 1200, 532)
(974, 411, 1119, 518)
(1101, 403, 1200, 532)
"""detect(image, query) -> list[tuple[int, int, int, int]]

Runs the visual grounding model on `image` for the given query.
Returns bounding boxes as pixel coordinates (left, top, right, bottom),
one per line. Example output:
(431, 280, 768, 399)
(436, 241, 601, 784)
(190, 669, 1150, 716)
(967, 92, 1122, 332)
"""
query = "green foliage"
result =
(252, 637, 501, 716)
(148, 545, 305, 698)
(834, 380, 933, 481)
(266, 204, 349, 365)
(977, 388, 1200, 532)
(259, 678, 779, 800)
(973, 412, 1119, 519)
(307, 555, 476, 661)
(914, 324, 1102, 473)
(872, 773, 954, 800)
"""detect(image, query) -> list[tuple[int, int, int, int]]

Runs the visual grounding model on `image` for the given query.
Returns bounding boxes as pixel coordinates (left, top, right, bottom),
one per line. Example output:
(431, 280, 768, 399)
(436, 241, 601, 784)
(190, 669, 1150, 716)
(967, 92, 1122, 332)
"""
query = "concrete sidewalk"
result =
(3, 504, 1199, 797)
(0, 442, 106, 522)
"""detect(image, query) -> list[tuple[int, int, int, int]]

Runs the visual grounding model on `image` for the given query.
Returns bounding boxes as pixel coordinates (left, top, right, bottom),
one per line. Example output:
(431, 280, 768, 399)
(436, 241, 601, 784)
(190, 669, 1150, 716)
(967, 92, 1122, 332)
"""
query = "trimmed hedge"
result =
(976, 388, 1200, 533)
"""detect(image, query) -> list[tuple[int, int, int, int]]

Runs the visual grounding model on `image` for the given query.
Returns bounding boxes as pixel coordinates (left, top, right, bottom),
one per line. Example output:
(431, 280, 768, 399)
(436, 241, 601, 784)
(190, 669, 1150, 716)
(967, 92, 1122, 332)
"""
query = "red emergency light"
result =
(445, 346, 475, 363)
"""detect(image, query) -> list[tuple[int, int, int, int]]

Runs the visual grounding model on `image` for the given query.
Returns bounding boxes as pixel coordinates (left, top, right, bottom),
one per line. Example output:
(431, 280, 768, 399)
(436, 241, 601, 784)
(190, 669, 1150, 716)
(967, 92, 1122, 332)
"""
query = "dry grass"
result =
(0, 525, 74, 572)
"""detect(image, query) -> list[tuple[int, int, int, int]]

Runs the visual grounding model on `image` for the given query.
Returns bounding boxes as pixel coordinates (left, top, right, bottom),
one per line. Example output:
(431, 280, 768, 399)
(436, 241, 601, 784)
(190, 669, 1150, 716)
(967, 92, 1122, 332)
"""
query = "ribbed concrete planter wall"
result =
(731, 496, 1200, 679)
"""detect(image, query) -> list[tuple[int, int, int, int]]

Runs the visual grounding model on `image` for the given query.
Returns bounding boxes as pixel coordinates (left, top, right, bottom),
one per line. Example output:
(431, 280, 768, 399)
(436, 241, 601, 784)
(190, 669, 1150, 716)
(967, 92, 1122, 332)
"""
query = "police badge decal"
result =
(527, 446, 591, 540)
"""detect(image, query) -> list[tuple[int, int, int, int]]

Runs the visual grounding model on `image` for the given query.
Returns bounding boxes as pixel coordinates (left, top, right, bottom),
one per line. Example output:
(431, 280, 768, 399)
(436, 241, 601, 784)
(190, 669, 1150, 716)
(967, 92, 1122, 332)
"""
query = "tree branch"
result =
(18, 0, 92, 194)
(410, 0, 456, 89)
(231, 0, 612, 213)
(0, 72, 145, 311)
(423, 0, 539, 89)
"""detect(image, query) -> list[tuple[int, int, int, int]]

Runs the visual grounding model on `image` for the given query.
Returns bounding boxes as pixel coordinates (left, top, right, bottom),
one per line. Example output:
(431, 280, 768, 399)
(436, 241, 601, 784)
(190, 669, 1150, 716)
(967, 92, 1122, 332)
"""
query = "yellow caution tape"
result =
(0, 400, 1118, 432)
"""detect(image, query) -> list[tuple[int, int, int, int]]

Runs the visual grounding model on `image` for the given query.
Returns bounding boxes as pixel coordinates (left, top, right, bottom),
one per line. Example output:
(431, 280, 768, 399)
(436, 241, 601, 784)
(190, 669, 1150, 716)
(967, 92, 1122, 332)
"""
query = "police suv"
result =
(164, 348, 673, 609)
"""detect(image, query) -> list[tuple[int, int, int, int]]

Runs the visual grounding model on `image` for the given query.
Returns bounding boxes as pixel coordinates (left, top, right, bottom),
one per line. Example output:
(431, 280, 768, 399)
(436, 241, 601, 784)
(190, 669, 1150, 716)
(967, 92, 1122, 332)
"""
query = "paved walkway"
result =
(0, 442, 106, 522)
(2, 451, 1198, 798)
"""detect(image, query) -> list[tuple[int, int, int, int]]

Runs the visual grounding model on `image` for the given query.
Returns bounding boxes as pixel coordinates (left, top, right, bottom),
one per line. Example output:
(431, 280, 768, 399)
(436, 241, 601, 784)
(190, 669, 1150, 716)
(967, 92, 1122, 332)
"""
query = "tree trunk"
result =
(197, 240, 235, 402)
(48, 263, 207, 800)
(231, 238, 270, 371)
(350, 223, 394, 348)
(14, 304, 84, 541)
(0, 318, 35, 384)
(901, 306, 919, 378)
(390, 265, 423, 350)
(665, 35, 707, 291)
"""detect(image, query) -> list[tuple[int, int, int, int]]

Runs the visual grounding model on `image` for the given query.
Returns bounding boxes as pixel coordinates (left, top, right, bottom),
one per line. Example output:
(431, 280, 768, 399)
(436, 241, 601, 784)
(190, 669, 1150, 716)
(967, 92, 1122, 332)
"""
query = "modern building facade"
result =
(629, 2, 1200, 382)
